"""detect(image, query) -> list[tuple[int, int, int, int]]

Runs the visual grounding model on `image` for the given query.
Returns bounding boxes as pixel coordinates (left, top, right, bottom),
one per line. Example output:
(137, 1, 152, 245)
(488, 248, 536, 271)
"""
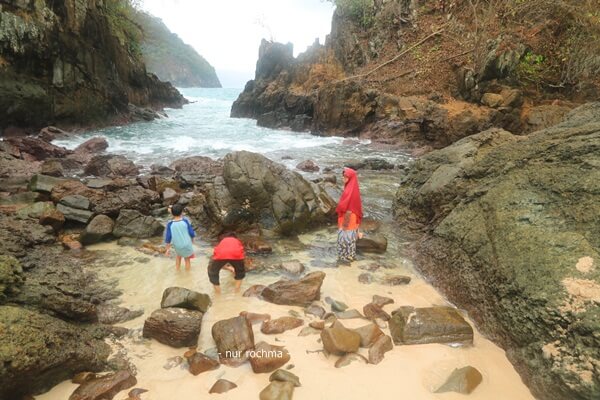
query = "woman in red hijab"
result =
(336, 167, 363, 262)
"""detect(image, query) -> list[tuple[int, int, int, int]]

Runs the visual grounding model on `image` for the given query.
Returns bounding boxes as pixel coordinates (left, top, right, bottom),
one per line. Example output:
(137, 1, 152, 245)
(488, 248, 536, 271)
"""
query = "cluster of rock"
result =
(394, 103, 600, 399)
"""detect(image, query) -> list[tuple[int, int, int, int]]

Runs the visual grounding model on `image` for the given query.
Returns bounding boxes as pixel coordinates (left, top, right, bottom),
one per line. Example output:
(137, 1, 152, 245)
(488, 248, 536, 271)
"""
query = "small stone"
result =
(304, 304, 326, 319)
(358, 272, 373, 284)
(209, 379, 237, 394)
(321, 320, 360, 355)
(298, 326, 321, 336)
(325, 297, 348, 312)
(335, 353, 368, 368)
(212, 316, 255, 363)
(381, 275, 411, 286)
(188, 352, 219, 375)
(309, 321, 325, 330)
(335, 309, 364, 320)
(277, 260, 305, 275)
(259, 381, 295, 400)
(435, 366, 483, 394)
(261, 317, 304, 334)
(249, 341, 291, 373)
(372, 295, 394, 307)
(163, 356, 184, 370)
(363, 303, 391, 321)
(128, 388, 148, 399)
(240, 311, 271, 325)
(368, 335, 393, 364)
(269, 369, 301, 387)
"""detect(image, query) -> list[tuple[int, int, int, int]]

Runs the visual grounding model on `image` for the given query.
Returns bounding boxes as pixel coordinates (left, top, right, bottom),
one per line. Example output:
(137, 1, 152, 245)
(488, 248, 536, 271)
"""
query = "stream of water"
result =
(39, 88, 534, 400)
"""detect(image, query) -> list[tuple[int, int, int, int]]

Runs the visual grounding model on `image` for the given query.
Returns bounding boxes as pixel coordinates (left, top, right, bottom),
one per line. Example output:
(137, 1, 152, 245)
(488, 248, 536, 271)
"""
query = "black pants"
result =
(208, 259, 245, 285)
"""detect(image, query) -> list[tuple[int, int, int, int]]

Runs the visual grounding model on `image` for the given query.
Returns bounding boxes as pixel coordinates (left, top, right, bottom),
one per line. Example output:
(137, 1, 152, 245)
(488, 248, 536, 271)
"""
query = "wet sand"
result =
(37, 229, 534, 400)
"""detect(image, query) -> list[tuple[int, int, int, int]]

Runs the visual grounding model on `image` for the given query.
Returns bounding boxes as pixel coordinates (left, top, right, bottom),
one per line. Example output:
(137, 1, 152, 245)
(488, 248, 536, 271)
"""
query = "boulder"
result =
(356, 234, 387, 253)
(142, 308, 203, 348)
(60, 195, 91, 210)
(261, 317, 304, 334)
(57, 204, 93, 224)
(353, 323, 384, 348)
(209, 379, 237, 394)
(187, 353, 220, 376)
(0, 306, 110, 399)
(296, 159, 320, 172)
(389, 306, 473, 345)
(358, 272, 373, 284)
(368, 334, 393, 364)
(41, 159, 64, 177)
(6, 136, 71, 160)
(270, 369, 301, 387)
(84, 155, 139, 177)
(73, 137, 109, 159)
(16, 201, 55, 219)
(29, 174, 66, 193)
(69, 371, 137, 400)
(249, 341, 291, 373)
(39, 208, 65, 231)
(170, 156, 224, 176)
(259, 380, 295, 400)
(80, 215, 115, 245)
(112, 209, 163, 238)
(261, 271, 325, 307)
(321, 320, 361, 355)
(160, 287, 211, 313)
(211, 316, 255, 363)
(434, 366, 483, 394)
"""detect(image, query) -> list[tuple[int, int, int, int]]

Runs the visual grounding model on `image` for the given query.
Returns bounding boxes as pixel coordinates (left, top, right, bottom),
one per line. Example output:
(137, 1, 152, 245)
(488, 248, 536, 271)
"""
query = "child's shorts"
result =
(208, 259, 245, 285)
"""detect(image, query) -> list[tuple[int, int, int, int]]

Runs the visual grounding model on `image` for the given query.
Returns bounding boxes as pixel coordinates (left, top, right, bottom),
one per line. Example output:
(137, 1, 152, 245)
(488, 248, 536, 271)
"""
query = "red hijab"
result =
(336, 167, 363, 224)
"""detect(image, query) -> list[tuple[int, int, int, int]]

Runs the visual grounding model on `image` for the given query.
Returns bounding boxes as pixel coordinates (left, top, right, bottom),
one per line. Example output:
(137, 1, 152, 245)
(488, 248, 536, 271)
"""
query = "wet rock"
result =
(162, 187, 178, 204)
(242, 236, 273, 254)
(60, 195, 91, 210)
(363, 303, 390, 321)
(261, 271, 325, 307)
(160, 287, 211, 313)
(304, 304, 326, 318)
(240, 311, 271, 325)
(97, 305, 143, 325)
(249, 341, 291, 373)
(434, 366, 483, 394)
(29, 174, 67, 193)
(0, 306, 110, 399)
(142, 308, 203, 348)
(346, 158, 394, 171)
(80, 215, 115, 245)
(259, 380, 295, 400)
(16, 201, 54, 219)
(0, 255, 24, 302)
(335, 353, 368, 368)
(353, 323, 384, 348)
(276, 260, 305, 276)
(243, 284, 266, 298)
(57, 203, 93, 224)
(296, 159, 320, 172)
(358, 272, 373, 284)
(84, 155, 139, 177)
(335, 309, 364, 319)
(356, 234, 387, 253)
(128, 388, 149, 399)
(381, 275, 411, 286)
(270, 369, 301, 387)
(309, 321, 325, 330)
(325, 297, 348, 312)
(188, 352, 220, 375)
(113, 210, 163, 238)
(368, 335, 393, 364)
(72, 372, 97, 384)
(6, 136, 71, 161)
(170, 156, 223, 176)
(209, 379, 237, 394)
(69, 370, 137, 400)
(261, 316, 304, 334)
(39, 208, 65, 231)
(41, 159, 64, 177)
(372, 295, 394, 307)
(61, 234, 83, 251)
(73, 137, 109, 156)
(389, 306, 473, 345)
(321, 320, 361, 355)
(211, 316, 255, 363)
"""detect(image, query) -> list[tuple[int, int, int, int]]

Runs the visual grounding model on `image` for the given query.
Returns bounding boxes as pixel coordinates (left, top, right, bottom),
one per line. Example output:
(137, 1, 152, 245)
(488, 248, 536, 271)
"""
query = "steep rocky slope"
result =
(232, 0, 599, 151)
(0, 0, 186, 132)
(133, 11, 221, 88)
(393, 103, 600, 400)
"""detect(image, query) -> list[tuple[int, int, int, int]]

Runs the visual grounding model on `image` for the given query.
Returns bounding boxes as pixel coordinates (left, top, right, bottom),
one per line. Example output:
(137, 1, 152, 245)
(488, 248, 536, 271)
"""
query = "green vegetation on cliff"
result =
(132, 10, 221, 88)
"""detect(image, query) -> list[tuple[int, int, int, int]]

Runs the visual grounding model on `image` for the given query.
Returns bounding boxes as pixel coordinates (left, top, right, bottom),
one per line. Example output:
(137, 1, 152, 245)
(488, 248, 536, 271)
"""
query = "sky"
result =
(141, 0, 335, 88)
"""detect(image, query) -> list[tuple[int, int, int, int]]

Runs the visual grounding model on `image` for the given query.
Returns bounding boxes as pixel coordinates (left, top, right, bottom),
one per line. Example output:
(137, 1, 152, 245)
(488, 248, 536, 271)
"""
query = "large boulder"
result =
(211, 316, 255, 363)
(142, 308, 203, 348)
(80, 215, 115, 245)
(84, 155, 139, 177)
(393, 103, 600, 400)
(261, 271, 325, 307)
(112, 209, 163, 238)
(160, 287, 211, 313)
(0, 306, 110, 399)
(203, 151, 335, 235)
(389, 306, 473, 345)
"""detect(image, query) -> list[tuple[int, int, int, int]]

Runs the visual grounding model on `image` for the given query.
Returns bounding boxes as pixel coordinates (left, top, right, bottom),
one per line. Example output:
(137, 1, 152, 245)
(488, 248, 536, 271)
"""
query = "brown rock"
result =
(435, 366, 483, 394)
(240, 311, 271, 325)
(261, 317, 304, 334)
(249, 341, 291, 373)
(389, 306, 473, 345)
(41, 159, 64, 177)
(372, 295, 394, 307)
(69, 370, 137, 400)
(334, 353, 368, 368)
(61, 234, 82, 251)
(353, 323, 384, 348)
(269, 369, 301, 387)
(363, 303, 391, 321)
(261, 271, 325, 307)
(142, 308, 203, 348)
(309, 321, 325, 330)
(243, 236, 273, 254)
(39, 208, 65, 231)
(209, 379, 237, 394)
(321, 320, 361, 355)
(187, 352, 219, 375)
(358, 272, 373, 284)
(84, 155, 139, 177)
(298, 326, 321, 336)
(304, 304, 326, 318)
(72, 372, 97, 384)
(296, 159, 320, 172)
(243, 284, 266, 298)
(381, 275, 411, 286)
(259, 380, 295, 400)
(211, 316, 255, 363)
(368, 335, 393, 364)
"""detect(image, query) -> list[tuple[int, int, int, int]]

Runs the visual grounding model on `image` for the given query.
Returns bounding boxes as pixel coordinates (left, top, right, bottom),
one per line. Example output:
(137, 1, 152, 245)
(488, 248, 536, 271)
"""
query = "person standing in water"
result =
(336, 167, 363, 263)
(164, 204, 196, 270)
(207, 232, 246, 294)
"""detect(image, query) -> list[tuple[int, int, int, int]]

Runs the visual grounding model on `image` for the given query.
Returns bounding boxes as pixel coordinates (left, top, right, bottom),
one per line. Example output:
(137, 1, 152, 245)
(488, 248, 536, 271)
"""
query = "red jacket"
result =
(213, 237, 245, 260)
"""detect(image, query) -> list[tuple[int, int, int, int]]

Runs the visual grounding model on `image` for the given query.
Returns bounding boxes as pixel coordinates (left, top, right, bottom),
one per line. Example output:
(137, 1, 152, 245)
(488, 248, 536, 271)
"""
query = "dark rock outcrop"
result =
(393, 103, 600, 400)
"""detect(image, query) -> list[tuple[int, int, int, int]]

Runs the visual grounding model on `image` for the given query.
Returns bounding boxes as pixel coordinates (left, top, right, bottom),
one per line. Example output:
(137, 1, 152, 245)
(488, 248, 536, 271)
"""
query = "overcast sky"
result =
(141, 0, 335, 88)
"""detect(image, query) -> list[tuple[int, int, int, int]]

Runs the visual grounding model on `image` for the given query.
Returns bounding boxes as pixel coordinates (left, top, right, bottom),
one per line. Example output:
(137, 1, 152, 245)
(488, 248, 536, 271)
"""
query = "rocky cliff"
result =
(232, 0, 599, 152)
(393, 103, 600, 400)
(0, 0, 186, 132)
(133, 11, 221, 88)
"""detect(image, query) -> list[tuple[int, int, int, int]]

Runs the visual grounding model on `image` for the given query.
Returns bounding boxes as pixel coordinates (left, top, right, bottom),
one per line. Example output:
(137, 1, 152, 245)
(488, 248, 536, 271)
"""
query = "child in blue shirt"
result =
(164, 204, 196, 270)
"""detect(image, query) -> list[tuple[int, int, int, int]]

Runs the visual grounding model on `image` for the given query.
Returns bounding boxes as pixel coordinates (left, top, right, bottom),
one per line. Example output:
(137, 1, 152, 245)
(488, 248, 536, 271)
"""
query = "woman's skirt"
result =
(337, 229, 357, 261)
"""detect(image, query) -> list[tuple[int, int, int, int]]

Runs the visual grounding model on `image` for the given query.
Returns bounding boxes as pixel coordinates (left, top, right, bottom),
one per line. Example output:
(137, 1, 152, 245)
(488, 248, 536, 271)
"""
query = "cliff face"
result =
(133, 11, 221, 88)
(232, 0, 599, 150)
(0, 0, 186, 131)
